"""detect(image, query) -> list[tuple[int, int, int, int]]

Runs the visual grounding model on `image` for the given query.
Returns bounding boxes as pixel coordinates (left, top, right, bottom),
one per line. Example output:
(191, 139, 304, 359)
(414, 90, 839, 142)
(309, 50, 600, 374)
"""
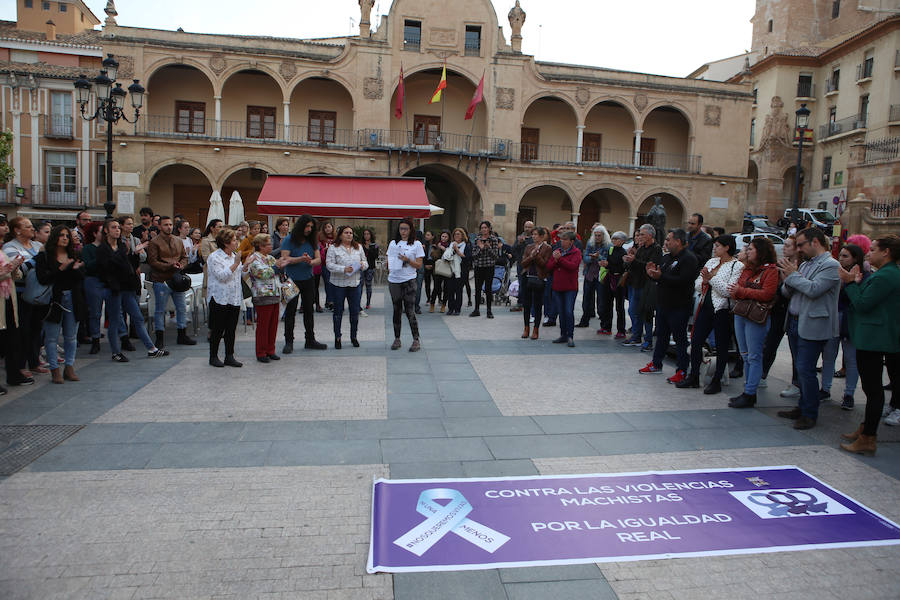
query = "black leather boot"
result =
(177, 329, 197, 345)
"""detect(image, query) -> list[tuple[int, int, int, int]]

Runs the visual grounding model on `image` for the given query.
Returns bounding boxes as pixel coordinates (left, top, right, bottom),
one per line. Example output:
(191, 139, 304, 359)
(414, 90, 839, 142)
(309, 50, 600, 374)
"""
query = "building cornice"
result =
(0, 37, 103, 56)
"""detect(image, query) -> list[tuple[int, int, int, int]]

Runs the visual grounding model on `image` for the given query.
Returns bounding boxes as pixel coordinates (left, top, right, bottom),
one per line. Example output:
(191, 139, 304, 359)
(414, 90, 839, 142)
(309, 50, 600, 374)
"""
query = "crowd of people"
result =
(1, 206, 897, 456)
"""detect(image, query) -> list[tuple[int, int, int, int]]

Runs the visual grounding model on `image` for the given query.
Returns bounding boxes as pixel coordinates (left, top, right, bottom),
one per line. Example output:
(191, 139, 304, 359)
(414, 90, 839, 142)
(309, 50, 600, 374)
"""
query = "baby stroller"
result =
(491, 255, 512, 306)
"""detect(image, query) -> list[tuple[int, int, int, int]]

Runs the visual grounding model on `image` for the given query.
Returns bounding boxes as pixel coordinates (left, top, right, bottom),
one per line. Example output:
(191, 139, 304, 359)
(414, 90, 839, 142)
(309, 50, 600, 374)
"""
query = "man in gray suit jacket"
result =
(776, 228, 841, 430)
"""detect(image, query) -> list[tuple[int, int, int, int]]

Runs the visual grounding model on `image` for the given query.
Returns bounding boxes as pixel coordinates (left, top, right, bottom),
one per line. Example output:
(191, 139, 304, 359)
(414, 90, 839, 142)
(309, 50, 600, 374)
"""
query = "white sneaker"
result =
(758, 377, 768, 388)
(359, 310, 368, 317)
(883, 404, 894, 418)
(530, 316, 535, 324)
(779, 385, 800, 398)
(884, 408, 900, 426)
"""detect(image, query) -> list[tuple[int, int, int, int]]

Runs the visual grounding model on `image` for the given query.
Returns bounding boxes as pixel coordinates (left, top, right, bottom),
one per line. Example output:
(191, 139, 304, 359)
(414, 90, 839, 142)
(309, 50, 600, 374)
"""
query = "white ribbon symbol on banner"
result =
(393, 488, 510, 557)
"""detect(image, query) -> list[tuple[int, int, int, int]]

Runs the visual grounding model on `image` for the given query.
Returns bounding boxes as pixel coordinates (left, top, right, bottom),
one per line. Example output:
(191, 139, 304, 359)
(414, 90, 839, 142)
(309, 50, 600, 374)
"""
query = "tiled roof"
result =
(0, 55, 133, 81)
(0, 20, 102, 48)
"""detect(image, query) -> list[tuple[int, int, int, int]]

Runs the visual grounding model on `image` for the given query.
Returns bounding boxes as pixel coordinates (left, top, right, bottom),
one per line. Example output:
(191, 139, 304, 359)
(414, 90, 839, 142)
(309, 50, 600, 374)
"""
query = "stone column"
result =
(628, 215, 637, 237)
(571, 212, 580, 229)
(214, 96, 222, 138)
(845, 193, 868, 236)
(633, 129, 643, 166)
(11, 98, 21, 186)
(576, 125, 585, 163)
(283, 101, 291, 141)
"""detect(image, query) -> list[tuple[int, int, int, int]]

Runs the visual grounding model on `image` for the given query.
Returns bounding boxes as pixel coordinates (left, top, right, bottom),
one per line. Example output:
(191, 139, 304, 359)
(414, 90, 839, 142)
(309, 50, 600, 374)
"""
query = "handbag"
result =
(24, 267, 52, 305)
(731, 269, 774, 325)
(166, 270, 192, 293)
(280, 276, 300, 305)
(434, 258, 453, 278)
(525, 274, 545, 290)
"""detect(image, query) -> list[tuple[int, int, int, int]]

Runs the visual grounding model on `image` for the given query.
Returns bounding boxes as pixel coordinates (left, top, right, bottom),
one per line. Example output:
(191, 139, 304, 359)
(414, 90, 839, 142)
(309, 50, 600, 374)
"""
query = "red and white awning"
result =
(257, 174, 431, 219)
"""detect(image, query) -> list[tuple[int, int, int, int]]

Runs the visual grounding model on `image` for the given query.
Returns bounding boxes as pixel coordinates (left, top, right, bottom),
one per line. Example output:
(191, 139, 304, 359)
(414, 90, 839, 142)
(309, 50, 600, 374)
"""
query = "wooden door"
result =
(637, 137, 656, 166)
(521, 127, 539, 161)
(413, 115, 441, 145)
(583, 133, 602, 162)
(578, 199, 599, 241)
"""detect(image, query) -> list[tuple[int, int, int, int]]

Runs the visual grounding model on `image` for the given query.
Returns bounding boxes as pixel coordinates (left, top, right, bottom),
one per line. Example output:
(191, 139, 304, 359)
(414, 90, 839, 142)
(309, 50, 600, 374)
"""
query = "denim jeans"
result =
(543, 273, 557, 320)
(332, 283, 362, 339)
(414, 266, 424, 308)
(839, 337, 859, 396)
(84, 275, 106, 340)
(109, 291, 156, 353)
(734, 314, 771, 394)
(820, 336, 841, 393)
(43, 291, 77, 367)
(322, 267, 335, 306)
(554, 289, 578, 339)
(627, 285, 653, 343)
(651, 306, 690, 372)
(152, 282, 187, 330)
(787, 316, 827, 420)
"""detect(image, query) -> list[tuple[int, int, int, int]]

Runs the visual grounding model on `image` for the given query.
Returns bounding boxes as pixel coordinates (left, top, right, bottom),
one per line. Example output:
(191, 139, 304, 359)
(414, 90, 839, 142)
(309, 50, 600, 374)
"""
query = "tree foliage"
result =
(0, 130, 14, 185)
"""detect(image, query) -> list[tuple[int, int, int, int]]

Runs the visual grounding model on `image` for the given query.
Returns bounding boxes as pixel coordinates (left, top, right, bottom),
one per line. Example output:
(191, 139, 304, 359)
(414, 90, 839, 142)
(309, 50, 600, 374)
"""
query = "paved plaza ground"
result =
(0, 285, 898, 599)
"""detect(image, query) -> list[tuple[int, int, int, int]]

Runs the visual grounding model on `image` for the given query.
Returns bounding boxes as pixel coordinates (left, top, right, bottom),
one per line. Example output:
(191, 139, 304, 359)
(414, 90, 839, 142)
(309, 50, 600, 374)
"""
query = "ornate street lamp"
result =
(74, 54, 144, 219)
(792, 103, 811, 224)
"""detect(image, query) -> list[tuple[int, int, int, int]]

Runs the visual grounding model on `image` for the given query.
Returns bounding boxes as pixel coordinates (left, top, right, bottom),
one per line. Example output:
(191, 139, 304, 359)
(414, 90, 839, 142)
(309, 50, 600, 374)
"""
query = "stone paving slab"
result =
(472, 355, 736, 415)
(95, 357, 388, 423)
(0, 465, 392, 600)
(535, 446, 900, 600)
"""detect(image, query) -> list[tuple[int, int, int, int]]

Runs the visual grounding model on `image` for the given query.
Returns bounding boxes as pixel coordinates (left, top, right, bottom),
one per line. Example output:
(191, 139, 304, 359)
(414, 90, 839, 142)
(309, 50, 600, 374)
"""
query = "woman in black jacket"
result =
(35, 226, 86, 384)
(97, 219, 168, 362)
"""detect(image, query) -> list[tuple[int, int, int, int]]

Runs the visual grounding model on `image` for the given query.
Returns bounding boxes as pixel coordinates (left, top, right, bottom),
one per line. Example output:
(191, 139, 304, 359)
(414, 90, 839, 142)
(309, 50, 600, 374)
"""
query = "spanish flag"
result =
(429, 66, 447, 104)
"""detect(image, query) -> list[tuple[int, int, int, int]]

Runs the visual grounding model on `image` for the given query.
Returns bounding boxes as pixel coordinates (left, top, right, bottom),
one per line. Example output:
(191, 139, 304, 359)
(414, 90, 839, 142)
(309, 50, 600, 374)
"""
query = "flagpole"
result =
(439, 62, 446, 149)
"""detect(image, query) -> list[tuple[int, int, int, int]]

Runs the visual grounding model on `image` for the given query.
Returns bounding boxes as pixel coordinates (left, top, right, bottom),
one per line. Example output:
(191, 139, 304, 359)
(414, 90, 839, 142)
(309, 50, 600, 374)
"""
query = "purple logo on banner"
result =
(367, 466, 900, 573)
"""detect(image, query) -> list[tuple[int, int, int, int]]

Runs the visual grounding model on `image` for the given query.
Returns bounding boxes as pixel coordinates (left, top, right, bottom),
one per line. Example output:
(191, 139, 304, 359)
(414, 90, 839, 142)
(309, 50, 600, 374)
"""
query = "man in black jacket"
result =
(638, 228, 698, 384)
(687, 213, 713, 268)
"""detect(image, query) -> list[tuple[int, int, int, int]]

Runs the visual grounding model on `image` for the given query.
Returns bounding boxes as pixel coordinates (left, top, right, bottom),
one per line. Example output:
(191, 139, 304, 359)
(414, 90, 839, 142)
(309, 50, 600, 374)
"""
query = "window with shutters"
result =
(822, 156, 832, 189)
(46, 151, 77, 205)
(404, 20, 422, 51)
(96, 152, 107, 187)
(464, 26, 481, 56)
(520, 127, 539, 161)
(175, 101, 205, 134)
(308, 110, 336, 143)
(634, 137, 656, 166)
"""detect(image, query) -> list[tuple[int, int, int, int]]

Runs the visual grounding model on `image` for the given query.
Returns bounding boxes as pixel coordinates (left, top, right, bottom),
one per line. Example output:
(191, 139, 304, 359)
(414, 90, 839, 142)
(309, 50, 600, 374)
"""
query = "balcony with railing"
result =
(825, 79, 839, 95)
(29, 185, 90, 208)
(796, 81, 815, 99)
(360, 129, 511, 158)
(819, 114, 867, 139)
(44, 114, 74, 139)
(890, 104, 900, 124)
(135, 115, 358, 149)
(863, 137, 900, 164)
(857, 61, 874, 82)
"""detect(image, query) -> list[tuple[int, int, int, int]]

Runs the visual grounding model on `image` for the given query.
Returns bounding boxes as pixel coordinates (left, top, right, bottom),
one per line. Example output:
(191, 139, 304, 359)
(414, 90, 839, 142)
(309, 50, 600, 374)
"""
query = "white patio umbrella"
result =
(227, 190, 245, 226)
(206, 190, 225, 226)
(429, 203, 445, 216)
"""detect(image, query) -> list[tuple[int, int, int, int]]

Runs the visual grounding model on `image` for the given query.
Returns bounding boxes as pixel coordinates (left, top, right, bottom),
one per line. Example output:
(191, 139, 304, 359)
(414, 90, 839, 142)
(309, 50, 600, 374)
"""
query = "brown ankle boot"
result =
(63, 365, 79, 382)
(429, 303, 435, 313)
(531, 326, 540, 340)
(50, 368, 64, 384)
(840, 433, 876, 456)
(521, 326, 530, 339)
(840, 423, 864, 442)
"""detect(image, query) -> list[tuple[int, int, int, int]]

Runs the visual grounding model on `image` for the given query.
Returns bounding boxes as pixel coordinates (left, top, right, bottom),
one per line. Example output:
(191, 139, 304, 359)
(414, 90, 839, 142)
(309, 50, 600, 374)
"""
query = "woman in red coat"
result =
(546, 231, 582, 347)
(727, 237, 779, 408)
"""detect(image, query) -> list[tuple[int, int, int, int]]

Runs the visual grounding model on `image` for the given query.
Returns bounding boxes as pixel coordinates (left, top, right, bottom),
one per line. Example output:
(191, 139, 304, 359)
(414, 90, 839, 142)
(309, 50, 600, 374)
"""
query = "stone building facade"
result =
(726, 0, 900, 222)
(2, 0, 754, 239)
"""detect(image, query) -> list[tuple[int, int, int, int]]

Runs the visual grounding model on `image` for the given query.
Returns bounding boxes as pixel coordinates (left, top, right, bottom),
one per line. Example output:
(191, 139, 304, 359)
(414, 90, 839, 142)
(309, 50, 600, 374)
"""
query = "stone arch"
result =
(297, 165, 344, 175)
(514, 179, 578, 213)
(215, 161, 277, 191)
(515, 182, 577, 232)
(291, 75, 356, 135)
(143, 57, 219, 90)
(147, 162, 215, 226)
(146, 158, 216, 192)
(577, 185, 632, 240)
(637, 190, 688, 231)
(403, 163, 483, 232)
(220, 166, 275, 223)
(521, 92, 580, 122)
(389, 68, 486, 143)
(217, 62, 289, 99)
(585, 97, 639, 131)
(144, 63, 216, 123)
(293, 71, 357, 97)
(640, 101, 695, 138)
(394, 62, 483, 91)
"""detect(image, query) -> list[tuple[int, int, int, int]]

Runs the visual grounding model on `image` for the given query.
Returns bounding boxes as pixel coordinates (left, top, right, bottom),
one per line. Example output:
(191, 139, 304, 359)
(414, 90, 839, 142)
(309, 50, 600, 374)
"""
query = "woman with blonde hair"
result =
(443, 228, 467, 316)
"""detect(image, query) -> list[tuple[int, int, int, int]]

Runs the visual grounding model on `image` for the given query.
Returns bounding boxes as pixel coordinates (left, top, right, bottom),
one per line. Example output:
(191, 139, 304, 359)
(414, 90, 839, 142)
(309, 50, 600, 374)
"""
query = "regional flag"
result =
(429, 66, 447, 104)
(394, 65, 405, 119)
(465, 73, 485, 120)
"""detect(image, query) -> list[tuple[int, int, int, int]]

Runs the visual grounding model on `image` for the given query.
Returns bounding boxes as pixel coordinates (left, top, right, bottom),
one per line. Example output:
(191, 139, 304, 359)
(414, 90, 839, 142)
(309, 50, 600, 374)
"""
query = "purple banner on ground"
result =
(367, 466, 900, 573)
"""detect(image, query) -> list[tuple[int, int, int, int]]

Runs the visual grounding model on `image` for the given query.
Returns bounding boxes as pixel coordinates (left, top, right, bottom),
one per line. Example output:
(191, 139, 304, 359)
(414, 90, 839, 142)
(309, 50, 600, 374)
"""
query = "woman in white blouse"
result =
(675, 234, 744, 394)
(206, 228, 245, 368)
(325, 225, 368, 349)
